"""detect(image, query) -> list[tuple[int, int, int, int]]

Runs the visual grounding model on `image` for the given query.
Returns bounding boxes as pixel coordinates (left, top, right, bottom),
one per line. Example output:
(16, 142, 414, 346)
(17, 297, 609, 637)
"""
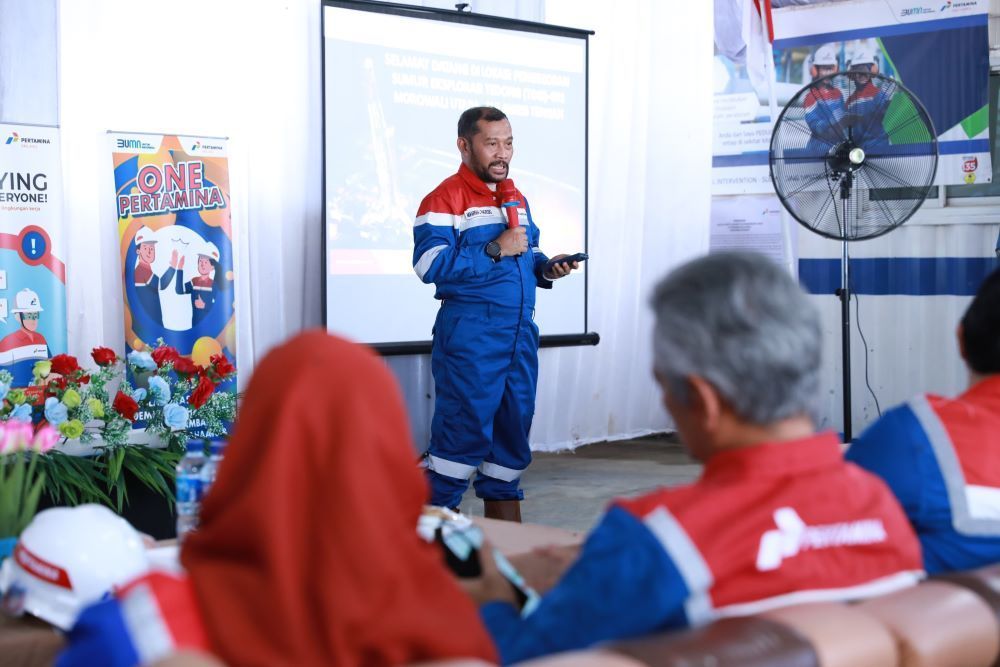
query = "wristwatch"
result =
(485, 240, 502, 262)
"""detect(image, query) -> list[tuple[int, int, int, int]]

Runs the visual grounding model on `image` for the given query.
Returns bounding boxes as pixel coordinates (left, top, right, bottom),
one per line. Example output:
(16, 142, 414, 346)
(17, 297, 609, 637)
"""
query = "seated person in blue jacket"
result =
(847, 265, 1000, 574)
(462, 251, 924, 665)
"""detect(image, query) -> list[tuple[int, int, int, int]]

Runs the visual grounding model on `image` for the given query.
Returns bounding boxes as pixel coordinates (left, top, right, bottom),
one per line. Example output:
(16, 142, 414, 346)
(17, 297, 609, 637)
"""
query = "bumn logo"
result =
(756, 507, 887, 571)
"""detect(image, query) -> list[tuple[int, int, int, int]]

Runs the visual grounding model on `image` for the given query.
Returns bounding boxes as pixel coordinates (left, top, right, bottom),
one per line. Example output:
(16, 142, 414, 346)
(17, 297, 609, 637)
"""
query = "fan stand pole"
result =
(840, 234, 852, 443)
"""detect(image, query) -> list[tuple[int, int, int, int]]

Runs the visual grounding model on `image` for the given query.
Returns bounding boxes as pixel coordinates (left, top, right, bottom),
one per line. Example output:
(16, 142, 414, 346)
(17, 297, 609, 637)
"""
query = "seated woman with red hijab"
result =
(57, 331, 497, 667)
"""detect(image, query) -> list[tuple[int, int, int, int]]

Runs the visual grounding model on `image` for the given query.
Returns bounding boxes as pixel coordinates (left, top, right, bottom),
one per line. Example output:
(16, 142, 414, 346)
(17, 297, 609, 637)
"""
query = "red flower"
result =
(113, 391, 139, 422)
(172, 356, 201, 376)
(210, 354, 236, 378)
(77, 374, 91, 385)
(188, 373, 216, 409)
(49, 377, 68, 393)
(152, 346, 181, 368)
(91, 347, 117, 367)
(50, 354, 81, 376)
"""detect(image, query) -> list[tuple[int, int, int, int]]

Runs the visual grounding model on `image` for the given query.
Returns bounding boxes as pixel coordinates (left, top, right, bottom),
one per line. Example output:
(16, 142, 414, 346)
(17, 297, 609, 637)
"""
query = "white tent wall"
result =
(801, 222, 999, 435)
(58, 0, 325, 382)
(53, 0, 712, 452)
(0, 0, 57, 125)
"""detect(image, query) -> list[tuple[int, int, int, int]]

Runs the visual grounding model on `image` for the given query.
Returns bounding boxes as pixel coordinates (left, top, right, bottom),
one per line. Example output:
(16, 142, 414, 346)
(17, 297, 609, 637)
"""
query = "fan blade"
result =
(863, 159, 929, 191)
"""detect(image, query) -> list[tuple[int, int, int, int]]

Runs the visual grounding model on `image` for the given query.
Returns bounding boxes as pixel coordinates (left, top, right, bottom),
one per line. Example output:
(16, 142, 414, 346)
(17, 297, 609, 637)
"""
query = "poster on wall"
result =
(109, 132, 236, 387)
(710, 194, 796, 268)
(713, 0, 991, 194)
(0, 123, 67, 386)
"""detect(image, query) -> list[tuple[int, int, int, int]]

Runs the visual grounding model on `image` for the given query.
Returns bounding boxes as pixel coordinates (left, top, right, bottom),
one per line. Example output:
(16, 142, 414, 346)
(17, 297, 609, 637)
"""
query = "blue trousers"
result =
(425, 300, 538, 509)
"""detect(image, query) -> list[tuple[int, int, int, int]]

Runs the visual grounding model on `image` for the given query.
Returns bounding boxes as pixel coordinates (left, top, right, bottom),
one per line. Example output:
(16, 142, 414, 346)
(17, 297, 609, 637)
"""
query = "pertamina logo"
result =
(756, 507, 887, 571)
(939, 0, 977, 10)
(5, 132, 49, 147)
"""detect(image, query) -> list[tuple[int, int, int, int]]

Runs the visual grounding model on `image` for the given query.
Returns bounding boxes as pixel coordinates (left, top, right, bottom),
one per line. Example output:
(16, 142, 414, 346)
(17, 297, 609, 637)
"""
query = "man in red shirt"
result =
(466, 252, 923, 664)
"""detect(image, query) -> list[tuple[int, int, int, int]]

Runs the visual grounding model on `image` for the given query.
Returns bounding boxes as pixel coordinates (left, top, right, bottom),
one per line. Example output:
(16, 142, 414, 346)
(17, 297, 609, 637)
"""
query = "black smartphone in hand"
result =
(547, 252, 588, 271)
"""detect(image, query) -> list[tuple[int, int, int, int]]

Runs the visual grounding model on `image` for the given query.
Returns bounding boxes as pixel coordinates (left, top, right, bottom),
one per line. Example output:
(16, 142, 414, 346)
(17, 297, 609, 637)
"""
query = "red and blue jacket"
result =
(846, 81, 891, 149)
(847, 376, 1000, 574)
(803, 85, 847, 153)
(412, 164, 551, 307)
(56, 572, 210, 667)
(482, 432, 924, 664)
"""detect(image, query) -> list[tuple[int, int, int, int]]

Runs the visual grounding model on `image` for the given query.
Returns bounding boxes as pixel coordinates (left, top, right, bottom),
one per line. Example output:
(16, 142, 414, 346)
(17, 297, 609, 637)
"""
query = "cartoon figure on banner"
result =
(133, 226, 172, 327)
(0, 289, 50, 364)
(163, 239, 229, 329)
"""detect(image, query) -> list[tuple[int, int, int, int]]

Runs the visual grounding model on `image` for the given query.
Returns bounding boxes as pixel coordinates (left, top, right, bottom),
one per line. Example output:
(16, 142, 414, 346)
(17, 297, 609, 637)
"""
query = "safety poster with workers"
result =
(0, 123, 68, 387)
(110, 132, 237, 384)
(712, 0, 991, 195)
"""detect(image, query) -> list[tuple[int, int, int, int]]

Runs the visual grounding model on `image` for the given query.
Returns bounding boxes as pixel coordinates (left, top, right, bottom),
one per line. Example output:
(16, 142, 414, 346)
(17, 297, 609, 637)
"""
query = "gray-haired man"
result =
(463, 251, 922, 664)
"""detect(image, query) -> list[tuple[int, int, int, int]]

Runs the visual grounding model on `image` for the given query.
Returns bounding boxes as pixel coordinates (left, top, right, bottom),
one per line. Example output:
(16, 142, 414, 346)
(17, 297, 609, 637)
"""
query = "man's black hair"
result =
(457, 107, 507, 144)
(961, 265, 1000, 374)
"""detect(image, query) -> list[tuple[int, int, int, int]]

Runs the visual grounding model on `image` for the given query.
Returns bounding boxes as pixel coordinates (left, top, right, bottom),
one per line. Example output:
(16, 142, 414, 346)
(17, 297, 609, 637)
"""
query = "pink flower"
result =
(32, 425, 59, 453)
(0, 421, 34, 454)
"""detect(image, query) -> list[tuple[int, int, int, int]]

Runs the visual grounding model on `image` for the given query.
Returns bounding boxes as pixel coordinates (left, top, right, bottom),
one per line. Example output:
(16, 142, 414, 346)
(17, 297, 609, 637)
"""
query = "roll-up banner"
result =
(0, 123, 67, 386)
(110, 132, 236, 384)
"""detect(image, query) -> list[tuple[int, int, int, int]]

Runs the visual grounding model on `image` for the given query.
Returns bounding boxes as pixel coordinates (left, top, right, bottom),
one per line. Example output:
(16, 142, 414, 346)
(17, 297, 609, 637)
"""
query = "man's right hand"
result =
(496, 226, 528, 257)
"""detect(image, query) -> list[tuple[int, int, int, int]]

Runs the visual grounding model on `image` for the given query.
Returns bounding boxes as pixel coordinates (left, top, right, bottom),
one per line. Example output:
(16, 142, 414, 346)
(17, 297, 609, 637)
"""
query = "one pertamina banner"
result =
(109, 132, 236, 385)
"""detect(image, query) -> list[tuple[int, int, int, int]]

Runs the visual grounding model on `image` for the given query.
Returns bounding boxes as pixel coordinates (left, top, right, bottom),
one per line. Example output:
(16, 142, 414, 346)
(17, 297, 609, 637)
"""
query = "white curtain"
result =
(58, 0, 325, 381)
(55, 0, 712, 451)
(0, 0, 57, 125)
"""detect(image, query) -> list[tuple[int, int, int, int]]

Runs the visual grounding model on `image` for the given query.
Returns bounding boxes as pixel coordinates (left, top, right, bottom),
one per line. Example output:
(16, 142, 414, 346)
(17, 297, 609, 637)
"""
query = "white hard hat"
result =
(11, 288, 43, 314)
(0, 505, 149, 630)
(198, 242, 220, 262)
(134, 226, 157, 246)
(813, 43, 839, 67)
(849, 45, 878, 68)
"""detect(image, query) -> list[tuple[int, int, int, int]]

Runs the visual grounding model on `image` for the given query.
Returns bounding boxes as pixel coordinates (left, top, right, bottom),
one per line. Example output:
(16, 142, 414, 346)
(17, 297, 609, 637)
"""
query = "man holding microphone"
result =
(412, 106, 580, 522)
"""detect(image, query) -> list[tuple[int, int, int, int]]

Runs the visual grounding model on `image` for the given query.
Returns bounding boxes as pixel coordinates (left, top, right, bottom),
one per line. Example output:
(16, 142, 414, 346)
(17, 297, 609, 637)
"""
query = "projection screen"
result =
(323, 0, 591, 352)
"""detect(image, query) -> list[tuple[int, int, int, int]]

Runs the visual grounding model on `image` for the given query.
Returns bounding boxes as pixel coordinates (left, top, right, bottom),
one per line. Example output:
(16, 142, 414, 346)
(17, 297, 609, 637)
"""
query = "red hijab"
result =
(181, 331, 497, 667)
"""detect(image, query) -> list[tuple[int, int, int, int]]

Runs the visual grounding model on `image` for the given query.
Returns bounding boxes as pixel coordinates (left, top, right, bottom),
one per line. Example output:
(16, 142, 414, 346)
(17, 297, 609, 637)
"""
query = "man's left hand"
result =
(544, 254, 580, 280)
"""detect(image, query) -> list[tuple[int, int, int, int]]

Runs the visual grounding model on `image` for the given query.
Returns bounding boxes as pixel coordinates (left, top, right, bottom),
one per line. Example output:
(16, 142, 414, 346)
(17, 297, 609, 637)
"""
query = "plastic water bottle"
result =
(175, 440, 206, 542)
(199, 438, 227, 499)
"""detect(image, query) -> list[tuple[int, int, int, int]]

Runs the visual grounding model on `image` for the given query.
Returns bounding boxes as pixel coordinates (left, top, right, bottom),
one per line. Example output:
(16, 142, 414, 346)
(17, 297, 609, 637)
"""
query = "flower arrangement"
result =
(0, 342, 237, 511)
(0, 422, 59, 538)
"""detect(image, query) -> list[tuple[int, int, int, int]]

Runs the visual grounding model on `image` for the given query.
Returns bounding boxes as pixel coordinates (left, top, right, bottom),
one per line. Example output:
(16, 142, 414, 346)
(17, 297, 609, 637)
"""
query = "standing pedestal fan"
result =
(769, 71, 937, 441)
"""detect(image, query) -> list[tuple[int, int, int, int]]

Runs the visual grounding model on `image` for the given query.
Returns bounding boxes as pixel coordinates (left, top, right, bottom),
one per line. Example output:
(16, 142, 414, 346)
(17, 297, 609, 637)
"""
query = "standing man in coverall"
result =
(413, 106, 580, 522)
